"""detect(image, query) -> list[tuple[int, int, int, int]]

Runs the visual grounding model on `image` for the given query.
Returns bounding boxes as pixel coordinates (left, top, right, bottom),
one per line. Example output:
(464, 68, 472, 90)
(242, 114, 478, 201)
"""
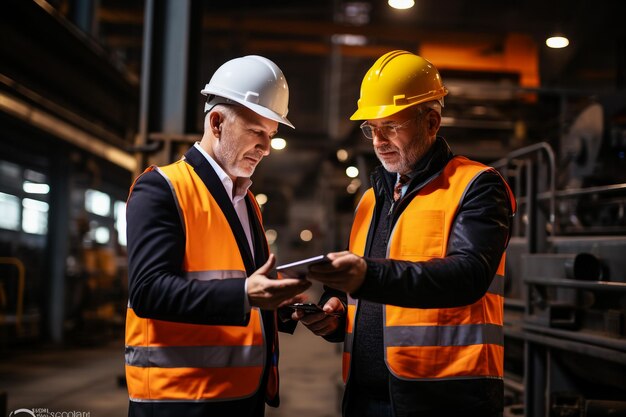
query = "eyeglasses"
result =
(359, 118, 414, 140)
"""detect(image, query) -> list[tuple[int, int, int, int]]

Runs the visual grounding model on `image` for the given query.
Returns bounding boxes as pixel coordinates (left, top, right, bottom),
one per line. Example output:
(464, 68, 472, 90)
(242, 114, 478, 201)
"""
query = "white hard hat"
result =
(201, 55, 294, 128)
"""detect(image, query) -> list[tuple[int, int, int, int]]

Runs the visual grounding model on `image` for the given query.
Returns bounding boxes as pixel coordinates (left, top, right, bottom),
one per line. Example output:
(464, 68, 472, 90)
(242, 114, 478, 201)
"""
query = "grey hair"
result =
(408, 100, 442, 119)
(421, 99, 443, 115)
(203, 103, 238, 131)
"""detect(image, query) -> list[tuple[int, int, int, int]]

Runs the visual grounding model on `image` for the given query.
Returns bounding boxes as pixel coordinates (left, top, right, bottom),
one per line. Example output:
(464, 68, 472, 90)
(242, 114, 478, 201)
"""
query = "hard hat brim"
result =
(203, 92, 295, 129)
(350, 94, 447, 121)
(350, 104, 411, 121)
(246, 101, 295, 129)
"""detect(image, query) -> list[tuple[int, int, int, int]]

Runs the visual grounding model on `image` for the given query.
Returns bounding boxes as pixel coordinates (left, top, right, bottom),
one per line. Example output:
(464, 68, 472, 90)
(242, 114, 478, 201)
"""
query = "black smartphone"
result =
(276, 255, 330, 278)
(288, 303, 341, 316)
(288, 302, 324, 314)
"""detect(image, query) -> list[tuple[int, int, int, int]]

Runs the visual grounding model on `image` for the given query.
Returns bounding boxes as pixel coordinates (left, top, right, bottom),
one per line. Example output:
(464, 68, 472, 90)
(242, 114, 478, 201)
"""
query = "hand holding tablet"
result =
(275, 255, 330, 278)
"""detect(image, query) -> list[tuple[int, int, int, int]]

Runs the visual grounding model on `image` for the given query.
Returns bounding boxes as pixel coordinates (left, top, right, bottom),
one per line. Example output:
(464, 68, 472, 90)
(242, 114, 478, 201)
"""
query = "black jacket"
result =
(322, 138, 513, 417)
(126, 146, 295, 417)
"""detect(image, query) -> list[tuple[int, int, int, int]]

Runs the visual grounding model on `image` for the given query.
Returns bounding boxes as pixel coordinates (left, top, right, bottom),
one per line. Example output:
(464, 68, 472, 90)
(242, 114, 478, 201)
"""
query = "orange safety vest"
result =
(125, 159, 278, 402)
(345, 156, 515, 382)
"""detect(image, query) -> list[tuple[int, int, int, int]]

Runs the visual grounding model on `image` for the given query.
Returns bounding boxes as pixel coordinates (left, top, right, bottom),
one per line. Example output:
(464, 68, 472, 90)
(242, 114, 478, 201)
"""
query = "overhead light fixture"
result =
(300, 229, 313, 242)
(346, 166, 359, 178)
(336, 149, 349, 162)
(331, 34, 367, 46)
(255, 193, 268, 206)
(388, 0, 415, 10)
(271, 137, 287, 150)
(23, 181, 50, 194)
(546, 35, 569, 49)
(265, 229, 278, 244)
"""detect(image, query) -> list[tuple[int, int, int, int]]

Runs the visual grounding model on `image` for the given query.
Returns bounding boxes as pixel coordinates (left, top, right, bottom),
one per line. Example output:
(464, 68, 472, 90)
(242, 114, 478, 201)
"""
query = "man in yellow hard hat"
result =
(124, 55, 311, 417)
(296, 50, 516, 417)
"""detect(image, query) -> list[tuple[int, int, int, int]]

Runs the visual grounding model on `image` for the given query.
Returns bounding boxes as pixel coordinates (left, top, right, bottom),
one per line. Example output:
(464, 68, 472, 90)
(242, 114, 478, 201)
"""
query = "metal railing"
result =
(0, 257, 25, 334)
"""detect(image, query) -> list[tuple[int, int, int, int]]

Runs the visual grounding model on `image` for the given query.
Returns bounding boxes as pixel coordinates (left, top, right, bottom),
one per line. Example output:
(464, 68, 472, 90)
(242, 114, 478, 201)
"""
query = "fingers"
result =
(329, 252, 359, 270)
(300, 313, 339, 336)
(293, 297, 345, 335)
(326, 251, 351, 260)
(248, 275, 311, 310)
(299, 312, 326, 326)
(309, 251, 350, 274)
(307, 254, 366, 293)
(309, 252, 355, 274)
(255, 253, 276, 275)
(291, 309, 305, 321)
(322, 297, 345, 314)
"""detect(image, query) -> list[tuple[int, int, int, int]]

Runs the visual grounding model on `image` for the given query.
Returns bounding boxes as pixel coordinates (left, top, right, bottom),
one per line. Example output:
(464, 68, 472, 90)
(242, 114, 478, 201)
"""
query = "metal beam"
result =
(0, 91, 136, 172)
(137, 0, 197, 167)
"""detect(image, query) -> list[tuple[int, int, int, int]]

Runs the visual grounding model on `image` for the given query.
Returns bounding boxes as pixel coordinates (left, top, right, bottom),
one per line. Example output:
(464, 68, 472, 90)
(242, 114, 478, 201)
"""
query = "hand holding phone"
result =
(291, 297, 345, 336)
(288, 302, 342, 316)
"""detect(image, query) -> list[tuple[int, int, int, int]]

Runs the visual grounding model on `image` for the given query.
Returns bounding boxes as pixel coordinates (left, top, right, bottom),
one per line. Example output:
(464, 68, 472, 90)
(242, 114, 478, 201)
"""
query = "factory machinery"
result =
(497, 103, 626, 417)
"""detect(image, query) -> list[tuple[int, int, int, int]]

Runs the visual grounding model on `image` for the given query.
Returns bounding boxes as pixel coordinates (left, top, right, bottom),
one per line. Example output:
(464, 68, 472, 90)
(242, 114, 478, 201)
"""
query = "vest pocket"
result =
(397, 210, 444, 258)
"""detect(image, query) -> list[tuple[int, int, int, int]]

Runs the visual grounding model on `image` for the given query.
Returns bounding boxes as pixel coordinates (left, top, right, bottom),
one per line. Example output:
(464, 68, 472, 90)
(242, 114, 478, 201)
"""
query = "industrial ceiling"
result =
(4, 0, 626, 254)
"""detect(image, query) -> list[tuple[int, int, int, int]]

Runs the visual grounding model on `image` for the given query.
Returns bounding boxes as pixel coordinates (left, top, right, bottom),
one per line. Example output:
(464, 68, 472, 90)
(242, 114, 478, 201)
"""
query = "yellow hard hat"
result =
(350, 50, 448, 120)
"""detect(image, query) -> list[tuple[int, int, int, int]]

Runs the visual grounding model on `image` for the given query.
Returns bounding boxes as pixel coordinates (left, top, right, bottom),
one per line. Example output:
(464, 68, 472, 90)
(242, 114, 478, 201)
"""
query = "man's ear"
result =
(426, 110, 441, 135)
(209, 111, 222, 137)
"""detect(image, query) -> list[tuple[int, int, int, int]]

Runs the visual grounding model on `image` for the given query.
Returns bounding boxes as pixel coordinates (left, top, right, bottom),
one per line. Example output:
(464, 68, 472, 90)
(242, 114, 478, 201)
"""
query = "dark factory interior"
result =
(1, 0, 625, 416)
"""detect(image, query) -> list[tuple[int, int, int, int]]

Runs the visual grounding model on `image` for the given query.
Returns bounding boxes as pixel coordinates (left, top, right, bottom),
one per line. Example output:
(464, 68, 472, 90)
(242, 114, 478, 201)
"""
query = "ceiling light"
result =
(336, 149, 349, 162)
(271, 137, 287, 150)
(23, 181, 50, 194)
(388, 0, 415, 10)
(346, 166, 359, 178)
(265, 229, 277, 244)
(331, 34, 367, 46)
(300, 229, 313, 242)
(255, 193, 268, 205)
(546, 36, 569, 49)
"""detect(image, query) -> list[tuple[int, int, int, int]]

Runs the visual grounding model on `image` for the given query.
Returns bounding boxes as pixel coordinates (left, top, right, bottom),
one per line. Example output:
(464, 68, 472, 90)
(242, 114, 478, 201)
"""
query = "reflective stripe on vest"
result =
(125, 161, 270, 402)
(345, 156, 514, 382)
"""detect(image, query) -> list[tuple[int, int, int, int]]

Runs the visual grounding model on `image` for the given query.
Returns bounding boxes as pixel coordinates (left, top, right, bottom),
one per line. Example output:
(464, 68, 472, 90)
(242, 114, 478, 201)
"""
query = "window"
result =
(22, 198, 49, 235)
(85, 189, 111, 216)
(114, 200, 127, 246)
(0, 192, 20, 231)
(23, 181, 50, 195)
(94, 226, 110, 244)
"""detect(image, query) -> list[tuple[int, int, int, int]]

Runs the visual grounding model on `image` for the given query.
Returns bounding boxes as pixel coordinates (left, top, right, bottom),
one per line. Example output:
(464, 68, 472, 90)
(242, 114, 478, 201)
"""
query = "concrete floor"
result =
(0, 320, 343, 417)
(267, 326, 343, 417)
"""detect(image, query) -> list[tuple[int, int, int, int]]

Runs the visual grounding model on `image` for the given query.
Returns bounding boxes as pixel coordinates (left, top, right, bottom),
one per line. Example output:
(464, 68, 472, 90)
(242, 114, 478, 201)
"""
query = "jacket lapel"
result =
(245, 195, 269, 269)
(183, 147, 256, 276)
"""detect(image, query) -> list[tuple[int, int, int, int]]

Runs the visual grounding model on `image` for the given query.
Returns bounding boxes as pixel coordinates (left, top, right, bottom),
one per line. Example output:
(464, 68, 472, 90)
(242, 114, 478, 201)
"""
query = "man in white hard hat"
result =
(124, 55, 310, 417)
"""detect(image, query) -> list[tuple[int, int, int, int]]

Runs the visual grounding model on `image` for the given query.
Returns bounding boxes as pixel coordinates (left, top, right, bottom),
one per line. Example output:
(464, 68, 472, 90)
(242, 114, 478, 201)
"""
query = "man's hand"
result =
(248, 254, 312, 310)
(307, 251, 367, 293)
(292, 297, 345, 336)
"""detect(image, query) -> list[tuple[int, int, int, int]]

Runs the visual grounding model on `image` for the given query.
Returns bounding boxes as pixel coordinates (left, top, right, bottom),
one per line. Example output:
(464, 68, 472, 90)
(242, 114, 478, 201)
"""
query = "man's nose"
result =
(259, 136, 271, 156)
(372, 130, 388, 146)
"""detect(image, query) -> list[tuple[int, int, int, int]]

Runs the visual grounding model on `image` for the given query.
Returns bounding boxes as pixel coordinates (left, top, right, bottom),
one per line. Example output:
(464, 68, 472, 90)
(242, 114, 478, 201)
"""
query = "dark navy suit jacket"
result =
(126, 146, 294, 417)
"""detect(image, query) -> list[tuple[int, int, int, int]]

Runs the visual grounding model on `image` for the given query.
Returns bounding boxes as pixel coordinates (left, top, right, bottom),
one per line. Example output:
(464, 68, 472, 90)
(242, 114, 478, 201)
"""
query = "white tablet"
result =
(276, 255, 330, 278)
